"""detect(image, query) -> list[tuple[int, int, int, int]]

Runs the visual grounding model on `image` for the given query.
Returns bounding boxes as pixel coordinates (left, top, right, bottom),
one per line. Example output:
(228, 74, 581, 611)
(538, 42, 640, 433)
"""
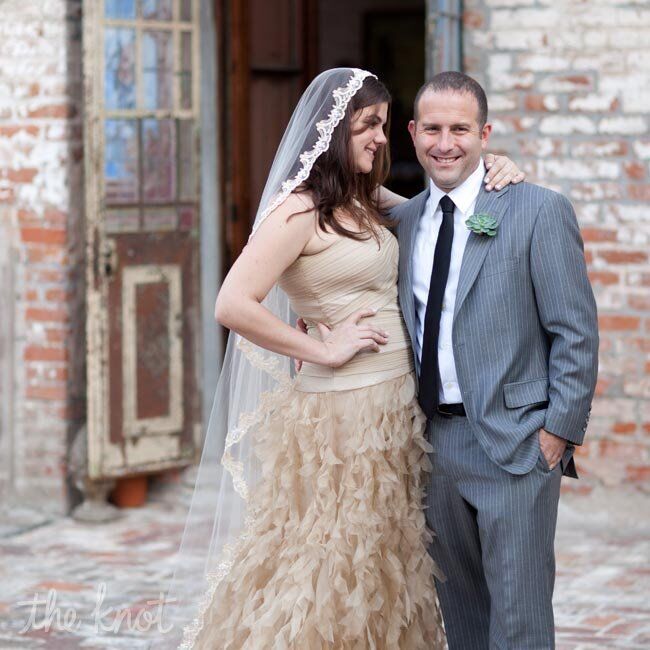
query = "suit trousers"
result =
(426, 413, 567, 650)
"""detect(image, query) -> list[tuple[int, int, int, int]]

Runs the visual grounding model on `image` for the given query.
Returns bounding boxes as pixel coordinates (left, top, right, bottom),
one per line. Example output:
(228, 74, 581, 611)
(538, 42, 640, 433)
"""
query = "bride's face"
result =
(350, 102, 389, 174)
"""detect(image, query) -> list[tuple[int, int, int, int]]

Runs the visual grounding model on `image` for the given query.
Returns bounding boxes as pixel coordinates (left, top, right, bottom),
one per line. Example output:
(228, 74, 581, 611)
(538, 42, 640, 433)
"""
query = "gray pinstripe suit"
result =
(393, 181, 599, 649)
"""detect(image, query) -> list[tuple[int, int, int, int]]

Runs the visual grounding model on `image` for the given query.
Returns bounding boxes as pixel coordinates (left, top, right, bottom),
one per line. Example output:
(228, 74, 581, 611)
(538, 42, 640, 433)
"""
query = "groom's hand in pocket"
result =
(539, 428, 567, 470)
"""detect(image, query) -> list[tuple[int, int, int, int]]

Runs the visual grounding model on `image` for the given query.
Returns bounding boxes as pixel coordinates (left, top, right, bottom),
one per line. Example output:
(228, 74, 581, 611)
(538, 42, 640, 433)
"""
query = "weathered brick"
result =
(539, 75, 594, 94)
(598, 315, 640, 331)
(625, 465, 650, 483)
(582, 228, 617, 243)
(26, 103, 77, 119)
(633, 141, 650, 160)
(492, 8, 561, 30)
(624, 162, 646, 180)
(44, 288, 67, 302)
(598, 250, 648, 265)
(603, 204, 647, 223)
(540, 116, 596, 135)
(488, 93, 517, 112)
(538, 160, 619, 181)
(25, 307, 68, 323)
(492, 30, 546, 50)
(570, 183, 624, 201)
(612, 422, 636, 435)
(598, 440, 646, 461)
(489, 71, 534, 92)
(568, 94, 618, 112)
(1, 167, 38, 183)
(23, 345, 67, 362)
(25, 384, 67, 401)
(588, 271, 619, 286)
(598, 116, 647, 135)
(629, 295, 650, 311)
(621, 89, 650, 113)
(20, 227, 66, 244)
(516, 137, 564, 157)
(627, 185, 650, 201)
(516, 54, 569, 72)
(524, 94, 559, 112)
(463, 10, 484, 28)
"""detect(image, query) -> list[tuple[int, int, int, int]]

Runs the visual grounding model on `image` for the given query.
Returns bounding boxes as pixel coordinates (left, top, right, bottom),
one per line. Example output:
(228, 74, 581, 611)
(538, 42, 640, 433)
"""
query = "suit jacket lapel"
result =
(454, 184, 510, 321)
(398, 188, 429, 361)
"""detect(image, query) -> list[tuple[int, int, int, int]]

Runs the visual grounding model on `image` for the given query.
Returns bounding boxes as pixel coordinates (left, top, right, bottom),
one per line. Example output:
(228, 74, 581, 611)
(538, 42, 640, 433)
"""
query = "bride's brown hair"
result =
(295, 75, 393, 240)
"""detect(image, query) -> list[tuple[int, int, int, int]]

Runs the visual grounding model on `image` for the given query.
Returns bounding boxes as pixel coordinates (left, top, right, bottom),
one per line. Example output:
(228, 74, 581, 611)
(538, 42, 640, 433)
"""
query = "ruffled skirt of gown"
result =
(191, 372, 445, 649)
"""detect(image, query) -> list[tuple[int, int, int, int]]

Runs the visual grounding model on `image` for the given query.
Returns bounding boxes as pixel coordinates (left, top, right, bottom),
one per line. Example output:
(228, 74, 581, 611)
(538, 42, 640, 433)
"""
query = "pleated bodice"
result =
(279, 227, 413, 392)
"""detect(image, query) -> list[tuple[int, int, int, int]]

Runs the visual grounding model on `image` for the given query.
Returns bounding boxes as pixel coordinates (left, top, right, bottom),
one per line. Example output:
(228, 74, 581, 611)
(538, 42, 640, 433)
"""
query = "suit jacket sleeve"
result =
(530, 192, 599, 445)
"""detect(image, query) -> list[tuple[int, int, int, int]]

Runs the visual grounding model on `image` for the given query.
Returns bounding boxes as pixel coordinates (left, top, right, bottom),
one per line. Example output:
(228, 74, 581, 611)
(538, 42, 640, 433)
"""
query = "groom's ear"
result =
(408, 120, 416, 142)
(480, 122, 492, 150)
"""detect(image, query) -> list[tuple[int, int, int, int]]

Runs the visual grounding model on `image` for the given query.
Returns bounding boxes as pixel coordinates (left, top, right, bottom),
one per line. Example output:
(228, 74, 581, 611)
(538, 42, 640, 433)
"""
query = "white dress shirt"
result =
(412, 160, 486, 404)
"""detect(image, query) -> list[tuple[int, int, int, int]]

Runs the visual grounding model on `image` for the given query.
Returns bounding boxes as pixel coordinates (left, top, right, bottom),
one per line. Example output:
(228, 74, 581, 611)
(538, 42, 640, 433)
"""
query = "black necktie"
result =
(418, 195, 455, 419)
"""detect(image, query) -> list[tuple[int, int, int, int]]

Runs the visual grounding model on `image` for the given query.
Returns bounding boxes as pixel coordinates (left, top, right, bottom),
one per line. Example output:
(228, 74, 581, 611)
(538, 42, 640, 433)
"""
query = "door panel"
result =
(102, 233, 199, 473)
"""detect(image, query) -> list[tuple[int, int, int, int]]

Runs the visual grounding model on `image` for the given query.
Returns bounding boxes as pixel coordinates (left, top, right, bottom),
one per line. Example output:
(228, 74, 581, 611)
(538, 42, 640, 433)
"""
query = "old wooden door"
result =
(221, 0, 318, 267)
(83, 0, 202, 479)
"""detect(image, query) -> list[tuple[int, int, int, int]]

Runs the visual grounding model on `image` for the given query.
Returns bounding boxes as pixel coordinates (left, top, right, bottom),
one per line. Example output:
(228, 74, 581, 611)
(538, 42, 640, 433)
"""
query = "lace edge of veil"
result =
(251, 68, 376, 235)
(177, 68, 375, 650)
(177, 338, 292, 649)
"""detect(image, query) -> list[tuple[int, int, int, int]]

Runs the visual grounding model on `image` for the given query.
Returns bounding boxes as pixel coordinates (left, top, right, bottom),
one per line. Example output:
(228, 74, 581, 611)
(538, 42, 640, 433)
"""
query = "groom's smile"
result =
(432, 154, 462, 166)
(408, 89, 492, 192)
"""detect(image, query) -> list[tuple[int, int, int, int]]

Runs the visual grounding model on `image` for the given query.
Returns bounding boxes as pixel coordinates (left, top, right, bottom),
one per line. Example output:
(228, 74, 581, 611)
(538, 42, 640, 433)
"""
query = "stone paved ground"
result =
(0, 475, 648, 649)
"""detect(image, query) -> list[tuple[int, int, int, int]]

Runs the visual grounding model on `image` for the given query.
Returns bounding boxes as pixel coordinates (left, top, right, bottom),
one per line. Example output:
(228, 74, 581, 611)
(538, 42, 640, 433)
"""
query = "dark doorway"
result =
(319, 1, 426, 199)
(219, 0, 425, 266)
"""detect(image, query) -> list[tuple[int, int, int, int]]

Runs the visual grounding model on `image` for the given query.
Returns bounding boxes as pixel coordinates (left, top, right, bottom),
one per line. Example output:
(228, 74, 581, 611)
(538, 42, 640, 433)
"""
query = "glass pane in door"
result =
(141, 0, 173, 21)
(142, 118, 176, 202)
(105, 120, 139, 204)
(143, 30, 174, 110)
(105, 28, 136, 109)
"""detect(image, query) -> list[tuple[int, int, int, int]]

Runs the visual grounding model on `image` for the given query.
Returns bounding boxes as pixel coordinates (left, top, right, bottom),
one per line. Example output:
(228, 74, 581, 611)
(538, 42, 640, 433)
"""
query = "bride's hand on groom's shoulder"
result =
(484, 153, 526, 191)
(316, 309, 389, 368)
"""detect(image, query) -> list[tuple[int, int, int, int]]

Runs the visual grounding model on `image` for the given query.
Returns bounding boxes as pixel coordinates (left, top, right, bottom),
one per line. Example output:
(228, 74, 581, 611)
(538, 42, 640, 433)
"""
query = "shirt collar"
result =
(428, 159, 486, 216)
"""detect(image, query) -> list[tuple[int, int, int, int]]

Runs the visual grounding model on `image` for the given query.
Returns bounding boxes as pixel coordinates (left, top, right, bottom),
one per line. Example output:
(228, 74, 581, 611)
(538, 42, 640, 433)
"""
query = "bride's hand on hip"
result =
(484, 153, 526, 191)
(317, 309, 389, 368)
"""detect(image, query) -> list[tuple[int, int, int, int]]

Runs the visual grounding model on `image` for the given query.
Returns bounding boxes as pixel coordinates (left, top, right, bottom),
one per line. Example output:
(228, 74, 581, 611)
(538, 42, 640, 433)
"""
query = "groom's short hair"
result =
(414, 71, 488, 127)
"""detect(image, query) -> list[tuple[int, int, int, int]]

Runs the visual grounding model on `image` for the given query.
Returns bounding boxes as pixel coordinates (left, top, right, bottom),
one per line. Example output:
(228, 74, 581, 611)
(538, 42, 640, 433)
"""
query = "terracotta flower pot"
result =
(111, 475, 148, 508)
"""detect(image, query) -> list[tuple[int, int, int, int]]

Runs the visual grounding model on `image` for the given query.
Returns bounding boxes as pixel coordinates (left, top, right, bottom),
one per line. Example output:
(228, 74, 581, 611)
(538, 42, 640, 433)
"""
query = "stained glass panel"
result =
(105, 28, 136, 110)
(105, 120, 139, 204)
(178, 119, 195, 200)
(141, 0, 173, 21)
(142, 119, 176, 202)
(179, 31, 192, 110)
(143, 30, 173, 110)
(180, 0, 192, 22)
(105, 0, 136, 19)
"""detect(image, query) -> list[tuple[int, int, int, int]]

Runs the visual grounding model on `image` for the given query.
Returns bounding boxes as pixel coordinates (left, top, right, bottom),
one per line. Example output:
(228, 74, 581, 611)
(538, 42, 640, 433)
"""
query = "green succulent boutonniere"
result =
(466, 213, 498, 237)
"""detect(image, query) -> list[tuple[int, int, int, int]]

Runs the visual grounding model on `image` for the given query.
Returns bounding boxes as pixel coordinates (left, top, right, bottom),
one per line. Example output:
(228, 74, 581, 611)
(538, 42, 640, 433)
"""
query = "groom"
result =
(393, 72, 599, 648)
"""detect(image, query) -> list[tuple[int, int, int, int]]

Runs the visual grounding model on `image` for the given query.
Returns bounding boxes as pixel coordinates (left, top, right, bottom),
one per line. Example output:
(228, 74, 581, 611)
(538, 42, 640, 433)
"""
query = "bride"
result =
(163, 68, 523, 649)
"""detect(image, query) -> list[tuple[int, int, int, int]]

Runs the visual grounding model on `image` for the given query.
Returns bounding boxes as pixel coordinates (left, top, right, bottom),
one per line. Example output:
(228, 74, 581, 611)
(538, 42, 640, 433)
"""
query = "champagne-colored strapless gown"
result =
(192, 228, 445, 649)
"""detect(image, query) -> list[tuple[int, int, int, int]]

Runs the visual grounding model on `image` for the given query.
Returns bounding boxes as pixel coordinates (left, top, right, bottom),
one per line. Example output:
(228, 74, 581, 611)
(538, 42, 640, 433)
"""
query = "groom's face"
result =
(408, 90, 491, 192)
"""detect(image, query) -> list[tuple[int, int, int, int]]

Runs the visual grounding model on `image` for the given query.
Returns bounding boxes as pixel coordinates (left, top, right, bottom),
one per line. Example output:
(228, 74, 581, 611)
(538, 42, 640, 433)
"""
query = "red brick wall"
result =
(464, 0, 650, 487)
(0, 0, 84, 513)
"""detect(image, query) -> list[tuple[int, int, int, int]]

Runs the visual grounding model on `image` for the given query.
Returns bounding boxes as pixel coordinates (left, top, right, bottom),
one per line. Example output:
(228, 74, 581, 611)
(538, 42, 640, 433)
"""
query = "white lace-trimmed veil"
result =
(160, 68, 377, 649)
